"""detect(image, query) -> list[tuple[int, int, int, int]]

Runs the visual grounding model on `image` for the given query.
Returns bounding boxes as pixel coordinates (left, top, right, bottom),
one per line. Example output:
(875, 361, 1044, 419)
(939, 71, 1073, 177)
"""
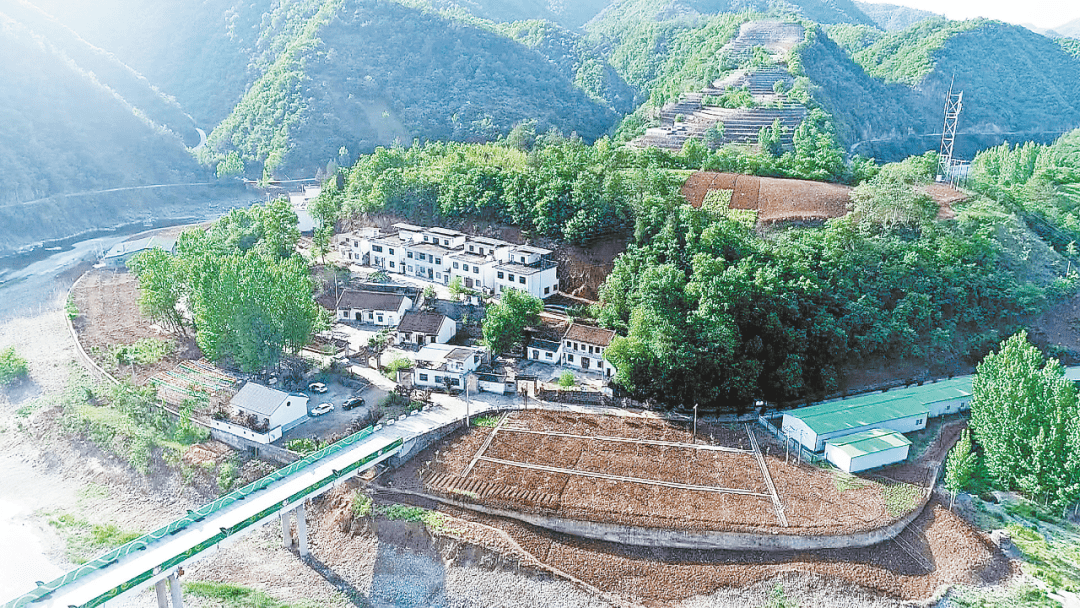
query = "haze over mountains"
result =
(3, 0, 1080, 255)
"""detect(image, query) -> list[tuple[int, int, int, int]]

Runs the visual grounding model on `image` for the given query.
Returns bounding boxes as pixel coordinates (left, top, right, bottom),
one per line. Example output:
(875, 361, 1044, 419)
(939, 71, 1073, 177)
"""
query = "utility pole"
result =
(692, 403, 699, 445)
(938, 76, 964, 185)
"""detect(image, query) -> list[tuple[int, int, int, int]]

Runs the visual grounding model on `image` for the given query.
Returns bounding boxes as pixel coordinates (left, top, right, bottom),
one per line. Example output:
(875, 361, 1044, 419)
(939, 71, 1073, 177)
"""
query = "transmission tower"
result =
(938, 78, 964, 184)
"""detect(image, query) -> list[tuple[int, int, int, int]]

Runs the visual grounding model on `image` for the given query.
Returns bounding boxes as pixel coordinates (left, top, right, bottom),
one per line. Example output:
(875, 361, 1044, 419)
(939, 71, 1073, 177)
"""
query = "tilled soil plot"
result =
(507, 410, 750, 449)
(71, 269, 199, 384)
(440, 496, 1009, 605)
(679, 172, 852, 224)
(427, 412, 916, 534)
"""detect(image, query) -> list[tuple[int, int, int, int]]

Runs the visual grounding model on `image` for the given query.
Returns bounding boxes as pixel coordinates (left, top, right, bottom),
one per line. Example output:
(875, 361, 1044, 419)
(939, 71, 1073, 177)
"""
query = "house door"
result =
(465, 277, 473, 289)
(582, 357, 590, 369)
(428, 268, 434, 279)
(355, 312, 361, 321)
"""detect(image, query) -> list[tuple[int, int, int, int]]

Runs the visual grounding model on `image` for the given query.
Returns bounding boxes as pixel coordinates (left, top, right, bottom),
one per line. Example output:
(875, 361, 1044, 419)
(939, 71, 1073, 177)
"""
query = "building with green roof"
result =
(824, 428, 912, 473)
(781, 375, 972, 452)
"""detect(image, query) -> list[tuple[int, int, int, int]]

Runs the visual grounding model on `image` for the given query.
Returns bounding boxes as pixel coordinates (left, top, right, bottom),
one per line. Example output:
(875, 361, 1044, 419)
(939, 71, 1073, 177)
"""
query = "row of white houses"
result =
(336, 224, 560, 300)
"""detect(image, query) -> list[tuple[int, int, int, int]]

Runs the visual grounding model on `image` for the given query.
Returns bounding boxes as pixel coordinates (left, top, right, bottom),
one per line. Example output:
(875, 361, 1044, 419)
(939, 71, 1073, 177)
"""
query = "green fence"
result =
(5, 426, 401, 608)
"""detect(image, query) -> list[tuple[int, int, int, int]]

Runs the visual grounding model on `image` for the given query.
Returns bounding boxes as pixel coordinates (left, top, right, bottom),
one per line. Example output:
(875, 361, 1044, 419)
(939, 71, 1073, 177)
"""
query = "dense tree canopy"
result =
(483, 289, 543, 357)
(970, 331, 1080, 507)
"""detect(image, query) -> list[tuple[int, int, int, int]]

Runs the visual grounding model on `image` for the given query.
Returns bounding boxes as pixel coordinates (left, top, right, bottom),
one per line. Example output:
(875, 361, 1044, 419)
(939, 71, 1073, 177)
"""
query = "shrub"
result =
(558, 370, 576, 388)
(0, 347, 29, 386)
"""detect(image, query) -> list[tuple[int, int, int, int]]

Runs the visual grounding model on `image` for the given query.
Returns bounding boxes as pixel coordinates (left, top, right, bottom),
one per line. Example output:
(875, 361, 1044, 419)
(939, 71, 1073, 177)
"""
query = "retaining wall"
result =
(209, 429, 300, 465)
(383, 487, 929, 552)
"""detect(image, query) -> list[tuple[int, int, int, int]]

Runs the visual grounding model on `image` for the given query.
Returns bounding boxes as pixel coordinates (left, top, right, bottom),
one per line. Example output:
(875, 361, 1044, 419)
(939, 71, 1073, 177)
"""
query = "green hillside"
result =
(202, 0, 627, 180)
(587, 0, 874, 31)
(428, 0, 612, 28)
(854, 1, 939, 31)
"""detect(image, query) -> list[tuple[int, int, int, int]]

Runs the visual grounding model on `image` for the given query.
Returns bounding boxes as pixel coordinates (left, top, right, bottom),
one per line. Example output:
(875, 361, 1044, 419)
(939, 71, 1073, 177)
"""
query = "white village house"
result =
(562, 323, 617, 377)
(210, 382, 310, 444)
(335, 289, 413, 326)
(396, 310, 456, 345)
(412, 344, 482, 390)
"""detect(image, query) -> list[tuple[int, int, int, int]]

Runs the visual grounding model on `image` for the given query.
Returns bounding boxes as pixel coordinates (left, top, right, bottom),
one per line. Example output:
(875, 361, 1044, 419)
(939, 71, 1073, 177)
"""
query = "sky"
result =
(858, 0, 1080, 30)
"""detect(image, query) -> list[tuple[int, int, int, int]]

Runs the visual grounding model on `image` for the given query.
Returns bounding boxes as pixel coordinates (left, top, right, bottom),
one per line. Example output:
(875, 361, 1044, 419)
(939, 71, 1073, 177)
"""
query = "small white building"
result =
(102, 235, 177, 268)
(412, 344, 482, 390)
(336, 289, 413, 326)
(337, 227, 381, 264)
(528, 338, 563, 365)
(397, 310, 456, 345)
(493, 245, 559, 299)
(824, 428, 912, 473)
(562, 323, 616, 377)
(368, 233, 409, 274)
(781, 375, 973, 452)
(288, 185, 321, 232)
(229, 382, 309, 433)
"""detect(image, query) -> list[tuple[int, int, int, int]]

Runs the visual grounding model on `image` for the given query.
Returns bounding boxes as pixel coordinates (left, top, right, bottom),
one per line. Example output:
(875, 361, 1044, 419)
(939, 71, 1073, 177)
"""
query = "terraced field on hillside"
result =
(630, 20, 807, 151)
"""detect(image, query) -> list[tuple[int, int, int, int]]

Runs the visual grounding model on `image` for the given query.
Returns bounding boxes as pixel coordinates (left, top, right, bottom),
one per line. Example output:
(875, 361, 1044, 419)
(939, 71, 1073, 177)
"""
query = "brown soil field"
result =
(680, 172, 851, 223)
(422, 411, 921, 535)
(919, 183, 971, 220)
(381, 415, 1009, 604)
(70, 268, 201, 385)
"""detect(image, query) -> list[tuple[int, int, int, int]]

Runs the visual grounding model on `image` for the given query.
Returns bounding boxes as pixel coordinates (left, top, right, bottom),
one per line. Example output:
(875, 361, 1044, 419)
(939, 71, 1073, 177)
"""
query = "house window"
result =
(419, 253, 426, 261)
(497, 271, 504, 279)
(452, 378, 461, 386)
(469, 245, 474, 252)
(372, 245, 383, 252)
(424, 235, 429, 242)
(916, 418, 924, 425)
(567, 354, 575, 363)
(545, 352, 553, 359)
(389, 261, 395, 268)
(508, 274, 515, 282)
(435, 376, 443, 384)
(521, 256, 526, 263)
(544, 286, 550, 295)
(408, 265, 413, 272)
(453, 261, 459, 269)
(389, 248, 394, 255)
(478, 247, 484, 255)
(519, 276, 526, 284)
(436, 273, 442, 280)
(419, 373, 429, 381)
(443, 239, 450, 246)
(472, 265, 479, 273)
(566, 340, 571, 348)
(377, 315, 384, 323)
(435, 257, 441, 265)
(531, 350, 539, 359)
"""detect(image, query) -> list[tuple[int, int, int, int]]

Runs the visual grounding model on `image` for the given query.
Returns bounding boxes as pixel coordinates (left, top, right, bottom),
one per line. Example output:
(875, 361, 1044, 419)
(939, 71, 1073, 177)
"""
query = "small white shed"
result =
(825, 428, 912, 473)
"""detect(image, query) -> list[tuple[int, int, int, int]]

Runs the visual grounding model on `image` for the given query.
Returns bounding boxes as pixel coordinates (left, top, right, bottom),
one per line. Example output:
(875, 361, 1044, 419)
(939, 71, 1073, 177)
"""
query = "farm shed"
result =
(781, 375, 973, 452)
(397, 310, 456, 345)
(824, 428, 912, 473)
(230, 382, 309, 433)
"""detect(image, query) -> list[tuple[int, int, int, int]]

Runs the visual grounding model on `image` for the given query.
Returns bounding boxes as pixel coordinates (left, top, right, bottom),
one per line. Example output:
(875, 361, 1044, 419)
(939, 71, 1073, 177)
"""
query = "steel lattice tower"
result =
(938, 80, 963, 182)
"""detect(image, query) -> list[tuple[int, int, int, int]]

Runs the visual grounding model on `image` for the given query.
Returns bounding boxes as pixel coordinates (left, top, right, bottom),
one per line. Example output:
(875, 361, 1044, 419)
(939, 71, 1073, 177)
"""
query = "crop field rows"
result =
(424, 411, 924, 535)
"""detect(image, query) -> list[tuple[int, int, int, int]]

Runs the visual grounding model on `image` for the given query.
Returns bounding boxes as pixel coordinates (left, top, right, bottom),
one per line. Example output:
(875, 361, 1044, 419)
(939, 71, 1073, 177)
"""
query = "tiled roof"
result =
(564, 323, 616, 347)
(337, 289, 406, 311)
(398, 311, 450, 335)
(230, 382, 289, 416)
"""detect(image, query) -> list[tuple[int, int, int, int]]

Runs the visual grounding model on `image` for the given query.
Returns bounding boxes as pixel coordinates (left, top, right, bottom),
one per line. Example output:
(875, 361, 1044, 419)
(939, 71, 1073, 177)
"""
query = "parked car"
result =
(310, 402, 335, 416)
(308, 382, 328, 394)
(342, 397, 365, 411)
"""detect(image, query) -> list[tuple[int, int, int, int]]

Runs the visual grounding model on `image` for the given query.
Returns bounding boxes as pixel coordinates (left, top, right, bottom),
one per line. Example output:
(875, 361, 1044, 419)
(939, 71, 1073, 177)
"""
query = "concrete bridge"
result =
(3, 427, 402, 608)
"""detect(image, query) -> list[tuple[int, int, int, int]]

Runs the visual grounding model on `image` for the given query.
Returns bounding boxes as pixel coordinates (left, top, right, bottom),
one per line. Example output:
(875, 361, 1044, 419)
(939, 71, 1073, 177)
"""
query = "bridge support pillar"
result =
(155, 579, 169, 608)
(169, 573, 183, 608)
(296, 503, 309, 558)
(280, 510, 292, 549)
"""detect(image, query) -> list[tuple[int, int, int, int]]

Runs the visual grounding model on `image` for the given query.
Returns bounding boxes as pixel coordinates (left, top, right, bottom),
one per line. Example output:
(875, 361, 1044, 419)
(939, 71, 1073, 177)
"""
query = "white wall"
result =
(269, 395, 309, 430)
(209, 418, 283, 445)
(825, 443, 910, 473)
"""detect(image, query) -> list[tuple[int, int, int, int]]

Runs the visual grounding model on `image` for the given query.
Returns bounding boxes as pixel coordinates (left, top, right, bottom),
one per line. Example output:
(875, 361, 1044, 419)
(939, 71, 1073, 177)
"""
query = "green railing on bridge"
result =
(5, 425, 401, 608)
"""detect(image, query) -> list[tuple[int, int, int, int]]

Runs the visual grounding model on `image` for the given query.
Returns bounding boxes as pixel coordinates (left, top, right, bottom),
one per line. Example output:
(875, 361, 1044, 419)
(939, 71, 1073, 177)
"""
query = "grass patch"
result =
(472, 415, 500, 428)
(881, 482, 923, 517)
(0, 346, 29, 387)
(947, 583, 1059, 607)
(47, 513, 141, 564)
(374, 503, 452, 533)
(833, 470, 870, 492)
(352, 491, 372, 518)
(185, 581, 321, 608)
(382, 356, 412, 380)
(1005, 521, 1080, 594)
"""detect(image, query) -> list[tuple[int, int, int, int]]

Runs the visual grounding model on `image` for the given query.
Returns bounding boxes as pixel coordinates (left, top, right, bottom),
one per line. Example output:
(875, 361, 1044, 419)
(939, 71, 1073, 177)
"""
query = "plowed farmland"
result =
(681, 172, 852, 223)
(422, 410, 921, 535)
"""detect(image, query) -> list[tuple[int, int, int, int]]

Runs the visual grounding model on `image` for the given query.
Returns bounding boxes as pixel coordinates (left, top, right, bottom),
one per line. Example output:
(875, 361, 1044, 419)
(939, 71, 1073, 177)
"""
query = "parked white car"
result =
(308, 382, 328, 394)
(310, 402, 335, 416)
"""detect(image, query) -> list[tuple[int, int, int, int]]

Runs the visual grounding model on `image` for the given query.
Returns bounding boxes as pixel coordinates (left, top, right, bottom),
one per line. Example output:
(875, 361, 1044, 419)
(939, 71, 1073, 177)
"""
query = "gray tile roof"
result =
(337, 289, 407, 311)
(230, 382, 289, 417)
(398, 311, 450, 335)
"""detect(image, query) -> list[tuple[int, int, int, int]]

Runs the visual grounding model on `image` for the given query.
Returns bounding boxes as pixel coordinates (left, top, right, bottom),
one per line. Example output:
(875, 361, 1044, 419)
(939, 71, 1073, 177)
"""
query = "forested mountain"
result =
(427, 0, 612, 28)
(587, 0, 874, 31)
(200, 0, 630, 180)
(0, 10, 204, 206)
(854, 1, 938, 31)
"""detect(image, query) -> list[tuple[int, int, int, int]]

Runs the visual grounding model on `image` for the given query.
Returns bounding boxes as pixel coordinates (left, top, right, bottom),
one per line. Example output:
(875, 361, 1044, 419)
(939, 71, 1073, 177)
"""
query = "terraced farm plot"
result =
(681, 171, 851, 224)
(426, 410, 921, 534)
